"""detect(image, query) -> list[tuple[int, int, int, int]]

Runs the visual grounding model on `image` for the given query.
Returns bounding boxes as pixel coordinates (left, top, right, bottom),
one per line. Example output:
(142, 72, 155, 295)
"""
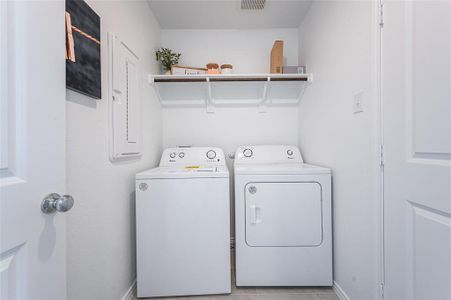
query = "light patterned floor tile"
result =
(134, 288, 338, 300)
(254, 287, 335, 295)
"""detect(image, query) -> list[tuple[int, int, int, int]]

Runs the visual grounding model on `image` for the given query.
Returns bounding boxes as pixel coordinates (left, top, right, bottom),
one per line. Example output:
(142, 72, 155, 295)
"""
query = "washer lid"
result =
(136, 166, 229, 179)
(234, 163, 331, 175)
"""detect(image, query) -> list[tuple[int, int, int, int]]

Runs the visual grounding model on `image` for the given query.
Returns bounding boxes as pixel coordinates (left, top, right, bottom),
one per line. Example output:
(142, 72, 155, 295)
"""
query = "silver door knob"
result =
(41, 193, 74, 214)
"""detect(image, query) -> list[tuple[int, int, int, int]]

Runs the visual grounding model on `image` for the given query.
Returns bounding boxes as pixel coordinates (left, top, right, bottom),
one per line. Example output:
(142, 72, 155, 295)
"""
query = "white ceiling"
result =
(147, 0, 313, 29)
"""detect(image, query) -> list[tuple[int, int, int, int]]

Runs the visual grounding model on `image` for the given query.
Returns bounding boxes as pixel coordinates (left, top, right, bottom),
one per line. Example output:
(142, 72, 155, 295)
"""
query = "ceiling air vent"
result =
(241, 0, 266, 10)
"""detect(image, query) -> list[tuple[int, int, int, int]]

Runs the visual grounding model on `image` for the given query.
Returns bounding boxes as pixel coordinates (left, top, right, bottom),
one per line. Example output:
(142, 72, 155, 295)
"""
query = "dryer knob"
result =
(243, 148, 253, 158)
(206, 150, 216, 159)
(179, 152, 185, 158)
(287, 149, 294, 156)
(169, 152, 176, 159)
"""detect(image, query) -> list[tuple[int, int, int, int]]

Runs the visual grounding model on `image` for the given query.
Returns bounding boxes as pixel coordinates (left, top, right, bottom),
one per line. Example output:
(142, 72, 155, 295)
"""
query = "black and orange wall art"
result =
(65, 0, 101, 99)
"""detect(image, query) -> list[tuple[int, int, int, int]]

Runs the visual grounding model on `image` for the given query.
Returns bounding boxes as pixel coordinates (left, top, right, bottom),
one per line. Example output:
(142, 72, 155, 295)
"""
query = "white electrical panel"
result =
(108, 32, 142, 161)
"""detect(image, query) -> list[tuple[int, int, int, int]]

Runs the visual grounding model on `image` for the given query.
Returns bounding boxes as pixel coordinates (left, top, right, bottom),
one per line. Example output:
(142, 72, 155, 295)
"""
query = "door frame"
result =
(375, 0, 385, 299)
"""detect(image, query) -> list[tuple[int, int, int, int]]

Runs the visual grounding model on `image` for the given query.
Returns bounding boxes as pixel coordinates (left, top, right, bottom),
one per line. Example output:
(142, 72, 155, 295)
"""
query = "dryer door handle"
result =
(249, 205, 262, 224)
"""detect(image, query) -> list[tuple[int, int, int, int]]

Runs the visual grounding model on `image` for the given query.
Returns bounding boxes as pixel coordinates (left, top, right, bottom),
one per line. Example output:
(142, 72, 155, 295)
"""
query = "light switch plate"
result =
(353, 92, 364, 113)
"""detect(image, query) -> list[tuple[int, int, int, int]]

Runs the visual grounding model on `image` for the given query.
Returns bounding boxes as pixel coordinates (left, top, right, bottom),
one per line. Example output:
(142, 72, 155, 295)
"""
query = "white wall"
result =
(298, 2, 379, 299)
(163, 107, 298, 162)
(66, 1, 162, 300)
(161, 29, 299, 73)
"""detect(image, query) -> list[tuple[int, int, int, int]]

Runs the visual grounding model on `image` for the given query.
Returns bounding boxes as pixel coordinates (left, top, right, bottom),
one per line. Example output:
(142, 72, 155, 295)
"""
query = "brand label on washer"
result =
(248, 186, 257, 194)
(139, 182, 148, 191)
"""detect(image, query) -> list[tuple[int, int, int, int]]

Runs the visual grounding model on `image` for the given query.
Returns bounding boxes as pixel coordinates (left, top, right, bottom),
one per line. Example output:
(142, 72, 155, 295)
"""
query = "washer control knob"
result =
(169, 152, 176, 159)
(243, 148, 253, 158)
(206, 150, 216, 160)
(287, 149, 294, 156)
(179, 152, 185, 158)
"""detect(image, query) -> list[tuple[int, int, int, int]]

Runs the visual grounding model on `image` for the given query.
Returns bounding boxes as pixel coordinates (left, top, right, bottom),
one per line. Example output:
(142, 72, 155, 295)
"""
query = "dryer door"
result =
(245, 182, 322, 247)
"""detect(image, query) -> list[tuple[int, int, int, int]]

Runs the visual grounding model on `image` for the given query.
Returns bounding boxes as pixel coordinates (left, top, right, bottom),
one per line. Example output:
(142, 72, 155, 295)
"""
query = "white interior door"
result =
(382, 1, 451, 299)
(0, 2, 68, 300)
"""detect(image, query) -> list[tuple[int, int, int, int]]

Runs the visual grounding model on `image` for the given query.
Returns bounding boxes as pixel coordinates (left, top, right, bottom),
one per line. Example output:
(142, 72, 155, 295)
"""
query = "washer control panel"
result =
(160, 147, 225, 167)
(235, 145, 303, 164)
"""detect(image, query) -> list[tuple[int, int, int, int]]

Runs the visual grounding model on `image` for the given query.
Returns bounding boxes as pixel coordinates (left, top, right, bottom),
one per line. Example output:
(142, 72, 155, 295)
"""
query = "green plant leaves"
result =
(155, 48, 181, 71)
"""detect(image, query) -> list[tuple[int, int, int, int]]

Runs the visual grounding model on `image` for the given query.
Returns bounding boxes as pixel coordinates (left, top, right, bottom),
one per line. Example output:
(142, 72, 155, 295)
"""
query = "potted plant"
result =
(155, 48, 181, 75)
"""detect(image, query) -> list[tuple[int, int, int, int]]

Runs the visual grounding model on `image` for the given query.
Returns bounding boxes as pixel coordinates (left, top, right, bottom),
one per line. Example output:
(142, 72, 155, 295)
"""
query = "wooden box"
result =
(270, 40, 284, 74)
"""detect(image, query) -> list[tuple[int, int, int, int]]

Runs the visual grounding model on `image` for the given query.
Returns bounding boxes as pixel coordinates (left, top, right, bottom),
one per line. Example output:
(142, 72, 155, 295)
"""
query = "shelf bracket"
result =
(206, 77, 215, 113)
(296, 74, 313, 103)
(297, 85, 307, 103)
(148, 74, 154, 84)
(258, 77, 271, 113)
(153, 83, 165, 107)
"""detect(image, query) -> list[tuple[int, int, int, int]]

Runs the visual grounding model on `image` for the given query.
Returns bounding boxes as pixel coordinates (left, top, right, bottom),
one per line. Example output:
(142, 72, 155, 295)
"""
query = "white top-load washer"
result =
(234, 145, 332, 286)
(136, 147, 231, 298)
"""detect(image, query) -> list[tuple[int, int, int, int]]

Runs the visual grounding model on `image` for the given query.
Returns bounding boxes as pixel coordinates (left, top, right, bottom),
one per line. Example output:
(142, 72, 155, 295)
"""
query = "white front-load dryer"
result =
(234, 145, 332, 286)
(136, 147, 231, 298)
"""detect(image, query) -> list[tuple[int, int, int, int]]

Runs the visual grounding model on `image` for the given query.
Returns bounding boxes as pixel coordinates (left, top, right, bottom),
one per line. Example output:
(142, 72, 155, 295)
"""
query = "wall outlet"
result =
(353, 92, 364, 114)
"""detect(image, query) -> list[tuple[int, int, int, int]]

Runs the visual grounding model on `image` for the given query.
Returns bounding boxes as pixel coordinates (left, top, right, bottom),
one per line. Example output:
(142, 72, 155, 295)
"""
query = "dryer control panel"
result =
(235, 145, 303, 164)
(160, 147, 226, 167)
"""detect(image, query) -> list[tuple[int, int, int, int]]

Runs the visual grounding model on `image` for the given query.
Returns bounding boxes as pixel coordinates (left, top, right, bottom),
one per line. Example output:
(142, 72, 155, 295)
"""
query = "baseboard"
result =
(121, 279, 137, 300)
(333, 281, 351, 300)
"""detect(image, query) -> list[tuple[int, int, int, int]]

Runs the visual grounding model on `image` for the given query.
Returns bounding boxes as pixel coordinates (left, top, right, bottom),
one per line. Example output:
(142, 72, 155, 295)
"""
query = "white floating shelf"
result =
(148, 73, 312, 113)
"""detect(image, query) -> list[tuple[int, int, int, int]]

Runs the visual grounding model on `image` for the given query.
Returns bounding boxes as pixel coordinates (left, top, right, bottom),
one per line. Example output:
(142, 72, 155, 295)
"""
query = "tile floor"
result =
(133, 285, 338, 300)
(134, 252, 338, 300)
(133, 269, 338, 300)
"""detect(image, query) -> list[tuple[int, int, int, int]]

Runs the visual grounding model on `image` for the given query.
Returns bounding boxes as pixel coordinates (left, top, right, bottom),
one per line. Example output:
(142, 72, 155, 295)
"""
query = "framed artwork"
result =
(65, 0, 101, 99)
